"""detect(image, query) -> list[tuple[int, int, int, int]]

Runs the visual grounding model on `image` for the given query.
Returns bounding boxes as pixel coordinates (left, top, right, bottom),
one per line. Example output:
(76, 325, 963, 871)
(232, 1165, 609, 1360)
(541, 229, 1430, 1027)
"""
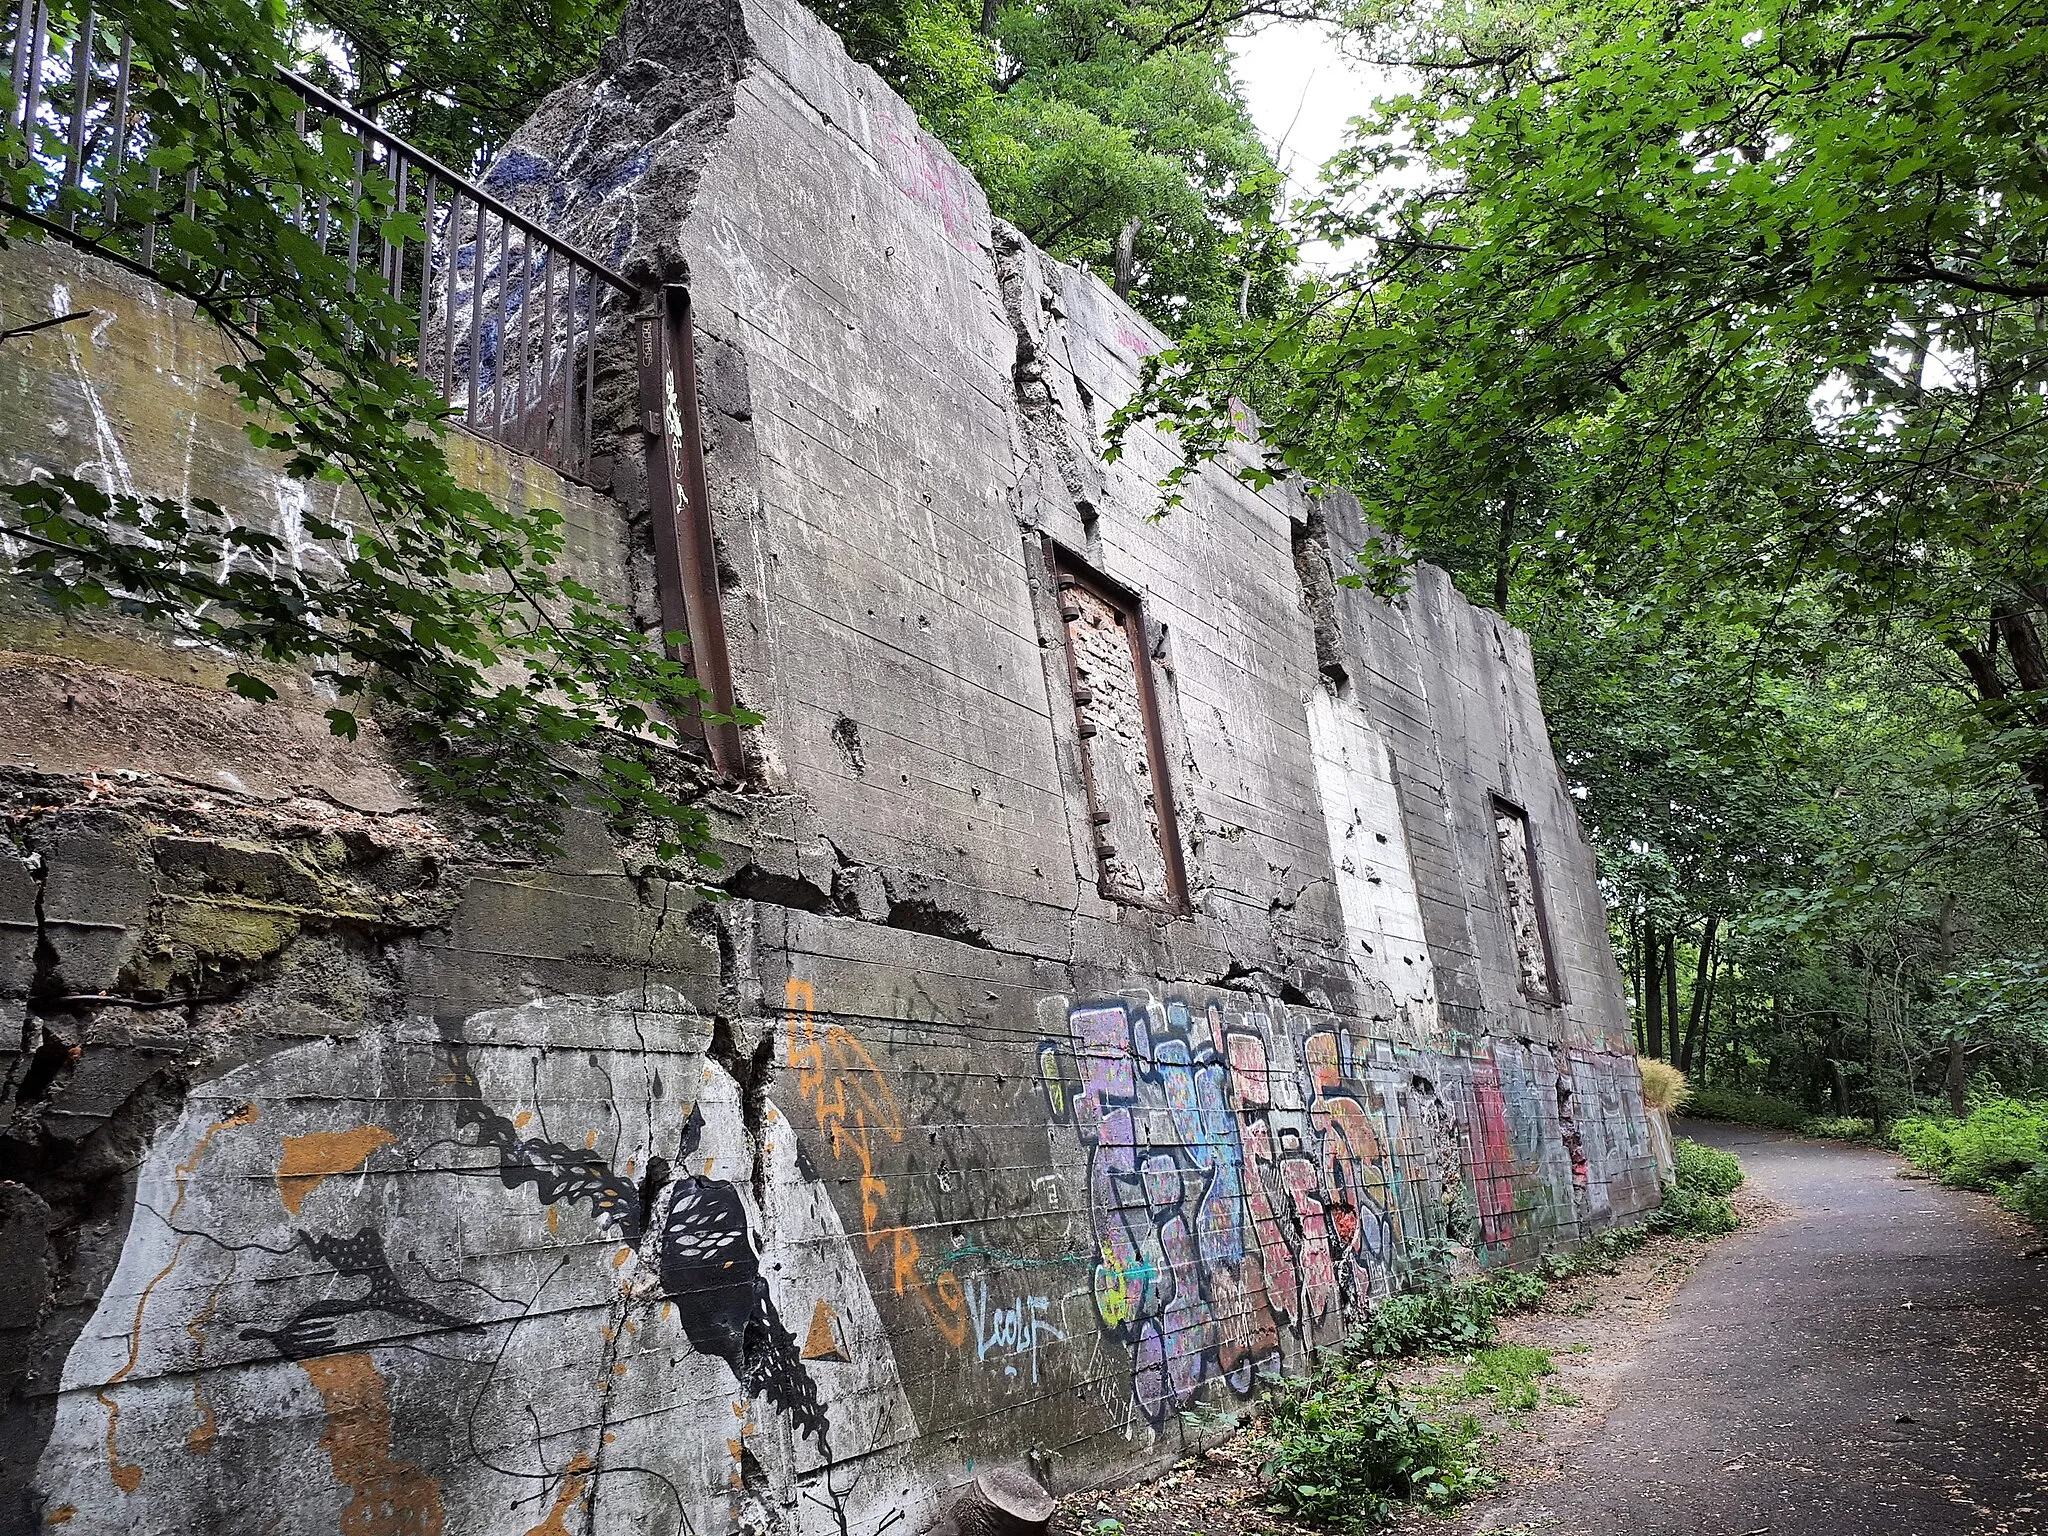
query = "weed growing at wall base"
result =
(1255, 1364, 1493, 1527)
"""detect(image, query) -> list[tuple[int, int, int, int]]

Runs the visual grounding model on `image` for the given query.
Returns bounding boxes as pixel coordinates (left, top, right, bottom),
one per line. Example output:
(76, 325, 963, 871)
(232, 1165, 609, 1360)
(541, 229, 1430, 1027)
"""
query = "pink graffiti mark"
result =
(1471, 1062, 1519, 1248)
(1238, 1115, 1299, 1327)
(1113, 321, 1157, 357)
(1279, 1150, 1340, 1324)
(1226, 1030, 1271, 1109)
(872, 107, 981, 256)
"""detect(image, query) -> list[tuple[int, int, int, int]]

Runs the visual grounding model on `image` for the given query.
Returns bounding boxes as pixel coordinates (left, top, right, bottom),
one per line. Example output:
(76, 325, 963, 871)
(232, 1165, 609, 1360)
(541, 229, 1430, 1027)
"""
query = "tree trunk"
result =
(1664, 929, 1681, 1065)
(1645, 918, 1664, 1060)
(1679, 915, 1718, 1072)
(1630, 912, 1646, 1054)
(980, 0, 1002, 34)
(1951, 602, 2048, 844)
(1112, 218, 1141, 300)
(1945, 1035, 1970, 1117)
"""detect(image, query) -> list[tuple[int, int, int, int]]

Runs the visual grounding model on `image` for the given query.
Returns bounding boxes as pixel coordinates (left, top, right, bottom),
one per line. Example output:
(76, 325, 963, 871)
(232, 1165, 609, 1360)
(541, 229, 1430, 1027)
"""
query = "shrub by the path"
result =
(1892, 1097, 2048, 1228)
(1255, 1364, 1492, 1526)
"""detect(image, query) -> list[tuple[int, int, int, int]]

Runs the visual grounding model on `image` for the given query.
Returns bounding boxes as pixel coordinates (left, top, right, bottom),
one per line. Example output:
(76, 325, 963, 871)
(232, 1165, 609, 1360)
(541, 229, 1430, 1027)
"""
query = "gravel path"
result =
(1472, 1124, 2048, 1535)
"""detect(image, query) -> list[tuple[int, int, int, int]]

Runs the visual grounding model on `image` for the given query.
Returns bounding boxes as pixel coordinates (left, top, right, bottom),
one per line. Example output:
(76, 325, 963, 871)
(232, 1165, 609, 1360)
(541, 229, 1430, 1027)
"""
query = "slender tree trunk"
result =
(1645, 918, 1665, 1060)
(1694, 952, 1721, 1086)
(1680, 915, 1719, 1072)
(1113, 217, 1141, 300)
(1630, 912, 1646, 1054)
(980, 0, 1001, 33)
(1664, 930, 1681, 1065)
(1945, 1036, 1970, 1117)
(1492, 483, 1518, 613)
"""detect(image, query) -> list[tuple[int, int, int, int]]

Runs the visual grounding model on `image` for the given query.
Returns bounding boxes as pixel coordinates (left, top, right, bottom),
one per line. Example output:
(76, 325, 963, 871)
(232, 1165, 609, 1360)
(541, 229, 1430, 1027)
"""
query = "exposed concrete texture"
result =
(0, 0, 1660, 1531)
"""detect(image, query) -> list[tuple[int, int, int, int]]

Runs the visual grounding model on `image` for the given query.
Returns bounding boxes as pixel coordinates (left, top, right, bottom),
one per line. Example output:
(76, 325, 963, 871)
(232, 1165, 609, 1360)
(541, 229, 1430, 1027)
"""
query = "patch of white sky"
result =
(1229, 21, 1417, 270)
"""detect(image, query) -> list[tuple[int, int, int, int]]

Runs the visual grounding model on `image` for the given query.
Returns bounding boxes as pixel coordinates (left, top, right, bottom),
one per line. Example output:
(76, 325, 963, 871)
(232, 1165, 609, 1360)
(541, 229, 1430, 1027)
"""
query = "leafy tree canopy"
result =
(1116, 0, 2048, 1109)
(814, 0, 1336, 329)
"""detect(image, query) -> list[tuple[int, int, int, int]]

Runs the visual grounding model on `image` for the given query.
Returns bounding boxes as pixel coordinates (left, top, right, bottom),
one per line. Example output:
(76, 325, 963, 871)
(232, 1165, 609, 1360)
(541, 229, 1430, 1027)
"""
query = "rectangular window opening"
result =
(1045, 540, 1189, 913)
(1491, 794, 1563, 1005)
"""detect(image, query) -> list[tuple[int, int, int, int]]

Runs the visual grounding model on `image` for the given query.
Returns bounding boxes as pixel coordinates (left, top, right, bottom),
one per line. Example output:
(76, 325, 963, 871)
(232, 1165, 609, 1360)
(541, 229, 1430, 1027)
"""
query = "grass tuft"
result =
(1638, 1057, 1689, 1112)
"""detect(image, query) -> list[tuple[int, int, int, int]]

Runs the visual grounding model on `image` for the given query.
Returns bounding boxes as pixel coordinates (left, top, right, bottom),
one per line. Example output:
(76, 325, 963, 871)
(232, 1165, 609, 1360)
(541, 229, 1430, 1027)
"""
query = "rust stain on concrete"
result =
(299, 1352, 444, 1536)
(522, 1455, 592, 1536)
(276, 1126, 397, 1214)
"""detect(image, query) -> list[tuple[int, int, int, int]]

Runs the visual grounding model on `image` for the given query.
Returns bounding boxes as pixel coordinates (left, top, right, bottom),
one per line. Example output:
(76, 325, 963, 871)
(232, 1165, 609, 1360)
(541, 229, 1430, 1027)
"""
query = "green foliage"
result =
(1646, 1181, 1742, 1239)
(1479, 1267, 1548, 1315)
(1431, 1346, 1557, 1414)
(1540, 1222, 1652, 1280)
(1799, 1115, 1878, 1141)
(814, 0, 1319, 331)
(1646, 1135, 1746, 1237)
(1672, 1139, 1745, 1197)
(293, 0, 624, 173)
(1892, 1098, 2048, 1190)
(1255, 1364, 1492, 1526)
(2005, 1164, 2048, 1229)
(1683, 1087, 1811, 1131)
(1354, 1282, 1499, 1359)
(0, 0, 730, 862)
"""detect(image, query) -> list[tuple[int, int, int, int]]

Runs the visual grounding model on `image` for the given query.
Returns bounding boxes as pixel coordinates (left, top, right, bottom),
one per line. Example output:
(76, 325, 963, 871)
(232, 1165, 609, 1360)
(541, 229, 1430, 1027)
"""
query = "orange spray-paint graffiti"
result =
(782, 979, 968, 1348)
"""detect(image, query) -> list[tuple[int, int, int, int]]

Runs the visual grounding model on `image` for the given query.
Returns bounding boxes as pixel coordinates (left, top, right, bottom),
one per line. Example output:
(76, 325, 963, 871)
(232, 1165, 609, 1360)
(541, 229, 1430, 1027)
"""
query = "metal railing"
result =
(2, 0, 633, 483)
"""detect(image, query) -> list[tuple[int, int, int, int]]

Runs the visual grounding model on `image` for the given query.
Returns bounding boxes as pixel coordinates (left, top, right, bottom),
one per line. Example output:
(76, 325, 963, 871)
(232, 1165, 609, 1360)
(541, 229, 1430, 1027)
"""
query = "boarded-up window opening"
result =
(1491, 795, 1563, 1005)
(1045, 541, 1189, 912)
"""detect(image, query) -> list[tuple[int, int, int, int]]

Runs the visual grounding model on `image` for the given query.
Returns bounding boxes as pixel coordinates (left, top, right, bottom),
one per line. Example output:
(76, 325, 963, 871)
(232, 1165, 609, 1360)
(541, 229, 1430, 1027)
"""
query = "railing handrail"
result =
(273, 66, 636, 299)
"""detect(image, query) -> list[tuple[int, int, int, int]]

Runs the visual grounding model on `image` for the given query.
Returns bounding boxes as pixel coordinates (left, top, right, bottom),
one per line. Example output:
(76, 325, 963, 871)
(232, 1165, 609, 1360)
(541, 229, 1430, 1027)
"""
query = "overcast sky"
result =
(1232, 24, 1387, 202)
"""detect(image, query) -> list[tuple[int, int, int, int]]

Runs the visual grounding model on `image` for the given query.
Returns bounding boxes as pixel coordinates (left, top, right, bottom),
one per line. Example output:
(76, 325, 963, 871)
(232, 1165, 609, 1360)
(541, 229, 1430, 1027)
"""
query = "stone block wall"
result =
(0, 2, 1664, 1532)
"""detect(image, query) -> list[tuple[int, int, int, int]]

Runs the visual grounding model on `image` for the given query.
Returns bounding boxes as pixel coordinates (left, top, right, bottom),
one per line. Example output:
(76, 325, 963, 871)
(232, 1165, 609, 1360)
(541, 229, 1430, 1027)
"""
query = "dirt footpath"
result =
(1052, 1126, 2048, 1536)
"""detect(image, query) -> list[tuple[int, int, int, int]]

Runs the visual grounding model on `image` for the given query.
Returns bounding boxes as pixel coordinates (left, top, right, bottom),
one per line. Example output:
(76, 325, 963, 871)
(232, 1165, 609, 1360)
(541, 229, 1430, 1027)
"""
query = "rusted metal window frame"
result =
(1489, 792, 1566, 1007)
(637, 283, 742, 776)
(1042, 536, 1190, 915)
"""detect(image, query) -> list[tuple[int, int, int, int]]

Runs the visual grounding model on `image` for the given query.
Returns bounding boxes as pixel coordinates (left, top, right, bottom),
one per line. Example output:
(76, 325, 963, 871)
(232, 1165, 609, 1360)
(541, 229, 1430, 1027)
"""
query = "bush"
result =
(1638, 1058, 1689, 1112)
(1354, 1282, 1499, 1358)
(2004, 1164, 2048, 1229)
(1890, 1114, 1956, 1174)
(1480, 1267, 1548, 1315)
(1257, 1366, 1493, 1526)
(1646, 1180, 1741, 1238)
(1799, 1115, 1877, 1141)
(1892, 1098, 2048, 1190)
(1682, 1086, 1808, 1129)
(1672, 1138, 1745, 1196)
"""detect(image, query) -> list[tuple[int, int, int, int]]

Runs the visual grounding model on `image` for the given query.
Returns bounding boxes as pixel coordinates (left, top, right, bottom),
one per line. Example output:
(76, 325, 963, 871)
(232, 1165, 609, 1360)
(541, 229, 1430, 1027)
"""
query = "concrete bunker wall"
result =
(0, 2, 1661, 1532)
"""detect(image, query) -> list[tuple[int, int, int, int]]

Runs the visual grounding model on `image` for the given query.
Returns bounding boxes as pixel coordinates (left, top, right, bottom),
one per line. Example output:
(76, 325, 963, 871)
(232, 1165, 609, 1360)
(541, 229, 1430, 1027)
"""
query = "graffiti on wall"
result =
(1036, 991, 1663, 1427)
(31, 990, 937, 1536)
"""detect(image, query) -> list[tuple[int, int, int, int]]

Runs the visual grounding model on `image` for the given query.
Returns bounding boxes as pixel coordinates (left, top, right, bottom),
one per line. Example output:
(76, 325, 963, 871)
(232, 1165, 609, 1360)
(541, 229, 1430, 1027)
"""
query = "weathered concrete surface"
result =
(1473, 1125, 2048, 1535)
(0, 0, 1667, 1531)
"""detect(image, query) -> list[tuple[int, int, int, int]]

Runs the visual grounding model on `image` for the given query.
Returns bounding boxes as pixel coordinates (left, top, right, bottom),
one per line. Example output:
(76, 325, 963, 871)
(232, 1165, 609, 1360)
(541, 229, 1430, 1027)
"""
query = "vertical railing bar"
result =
(535, 244, 554, 461)
(442, 189, 463, 404)
(492, 217, 512, 437)
(505, 225, 524, 448)
(581, 274, 597, 480)
(561, 259, 580, 472)
(101, 26, 129, 232)
(59, 1, 92, 228)
(22, 0, 50, 152)
(466, 206, 486, 421)
(381, 146, 404, 302)
(344, 138, 363, 290)
(416, 172, 439, 373)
